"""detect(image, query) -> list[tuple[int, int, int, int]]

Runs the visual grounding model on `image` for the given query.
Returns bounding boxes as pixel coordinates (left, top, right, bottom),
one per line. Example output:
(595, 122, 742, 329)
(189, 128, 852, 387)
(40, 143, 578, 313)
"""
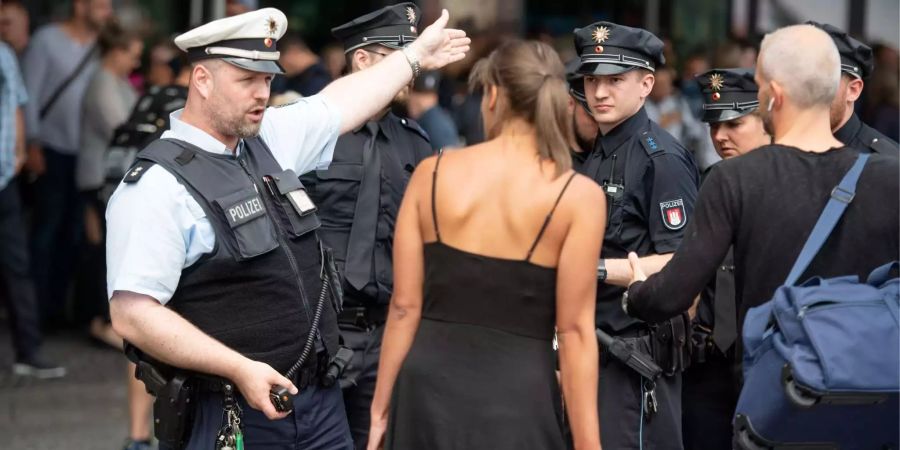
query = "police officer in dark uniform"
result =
(566, 59, 598, 168)
(572, 21, 699, 450)
(682, 68, 770, 450)
(808, 21, 899, 155)
(301, 4, 433, 449)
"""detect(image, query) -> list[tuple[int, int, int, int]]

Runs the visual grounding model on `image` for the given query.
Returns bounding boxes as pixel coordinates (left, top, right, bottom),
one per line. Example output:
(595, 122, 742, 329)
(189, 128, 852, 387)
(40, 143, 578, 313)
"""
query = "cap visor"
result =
(223, 58, 285, 75)
(701, 108, 754, 124)
(577, 62, 637, 76)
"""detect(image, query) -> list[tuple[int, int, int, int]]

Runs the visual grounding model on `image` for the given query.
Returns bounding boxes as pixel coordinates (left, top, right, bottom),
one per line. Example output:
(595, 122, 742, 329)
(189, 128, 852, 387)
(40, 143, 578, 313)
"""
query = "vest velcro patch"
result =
(224, 193, 267, 228)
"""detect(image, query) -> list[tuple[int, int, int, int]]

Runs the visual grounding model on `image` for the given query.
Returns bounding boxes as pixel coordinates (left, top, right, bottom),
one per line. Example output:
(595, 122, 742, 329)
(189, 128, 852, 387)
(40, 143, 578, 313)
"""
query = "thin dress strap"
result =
(431, 149, 445, 242)
(525, 172, 578, 261)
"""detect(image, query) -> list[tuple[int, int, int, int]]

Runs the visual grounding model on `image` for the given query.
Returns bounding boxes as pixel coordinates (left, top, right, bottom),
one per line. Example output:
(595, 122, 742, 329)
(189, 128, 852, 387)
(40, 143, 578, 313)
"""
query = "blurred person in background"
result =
(867, 43, 900, 141)
(301, 5, 435, 448)
(808, 22, 898, 154)
(76, 20, 142, 348)
(679, 50, 710, 118)
(681, 67, 769, 450)
(565, 59, 598, 168)
(144, 40, 178, 89)
(407, 70, 460, 151)
(0, 0, 29, 56)
(321, 42, 348, 79)
(0, 33, 67, 380)
(22, 0, 113, 328)
(225, 0, 255, 17)
(645, 67, 715, 169)
(274, 32, 332, 97)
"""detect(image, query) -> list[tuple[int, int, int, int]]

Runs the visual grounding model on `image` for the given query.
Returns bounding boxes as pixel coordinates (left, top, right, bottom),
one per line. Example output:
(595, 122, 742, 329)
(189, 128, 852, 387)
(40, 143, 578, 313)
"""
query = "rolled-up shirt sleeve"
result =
(258, 94, 342, 175)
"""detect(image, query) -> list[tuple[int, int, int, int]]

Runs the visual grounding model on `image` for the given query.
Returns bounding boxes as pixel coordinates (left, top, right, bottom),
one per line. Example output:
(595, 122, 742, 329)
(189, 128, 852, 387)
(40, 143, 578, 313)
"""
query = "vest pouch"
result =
(264, 169, 321, 238)
(213, 188, 279, 260)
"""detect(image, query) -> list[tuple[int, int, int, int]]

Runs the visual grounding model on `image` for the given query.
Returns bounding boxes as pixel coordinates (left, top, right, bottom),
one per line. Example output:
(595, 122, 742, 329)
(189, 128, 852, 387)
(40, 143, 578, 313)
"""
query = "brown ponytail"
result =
(469, 40, 575, 176)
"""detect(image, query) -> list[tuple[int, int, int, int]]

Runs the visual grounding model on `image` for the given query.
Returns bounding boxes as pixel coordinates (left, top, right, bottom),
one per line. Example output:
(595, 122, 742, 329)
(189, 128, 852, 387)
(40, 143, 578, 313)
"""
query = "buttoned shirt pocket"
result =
(213, 188, 279, 260)
(313, 162, 364, 225)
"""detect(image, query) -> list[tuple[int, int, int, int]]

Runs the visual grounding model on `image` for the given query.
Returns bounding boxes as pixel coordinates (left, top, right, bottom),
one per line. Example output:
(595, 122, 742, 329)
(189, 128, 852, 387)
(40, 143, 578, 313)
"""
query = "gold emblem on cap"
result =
(406, 6, 416, 24)
(709, 73, 725, 91)
(592, 26, 610, 44)
(265, 16, 278, 36)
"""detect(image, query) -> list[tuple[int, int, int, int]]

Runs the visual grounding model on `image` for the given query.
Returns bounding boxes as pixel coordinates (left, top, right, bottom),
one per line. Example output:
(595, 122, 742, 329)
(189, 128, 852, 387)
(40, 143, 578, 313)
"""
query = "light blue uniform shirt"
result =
(106, 95, 341, 305)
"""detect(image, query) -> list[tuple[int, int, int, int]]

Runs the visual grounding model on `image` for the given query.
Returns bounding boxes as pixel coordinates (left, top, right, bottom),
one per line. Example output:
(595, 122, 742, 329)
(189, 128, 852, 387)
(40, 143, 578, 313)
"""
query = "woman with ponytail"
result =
(368, 40, 605, 450)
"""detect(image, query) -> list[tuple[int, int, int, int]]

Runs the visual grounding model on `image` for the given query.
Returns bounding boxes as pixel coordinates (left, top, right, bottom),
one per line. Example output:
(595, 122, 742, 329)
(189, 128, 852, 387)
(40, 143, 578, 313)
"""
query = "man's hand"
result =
(231, 360, 298, 421)
(627, 252, 647, 286)
(407, 9, 470, 71)
(25, 143, 45, 177)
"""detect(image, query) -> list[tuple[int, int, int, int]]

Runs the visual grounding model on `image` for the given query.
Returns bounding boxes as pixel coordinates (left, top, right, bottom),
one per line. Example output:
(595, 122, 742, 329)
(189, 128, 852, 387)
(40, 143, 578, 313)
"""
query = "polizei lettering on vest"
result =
(228, 196, 265, 226)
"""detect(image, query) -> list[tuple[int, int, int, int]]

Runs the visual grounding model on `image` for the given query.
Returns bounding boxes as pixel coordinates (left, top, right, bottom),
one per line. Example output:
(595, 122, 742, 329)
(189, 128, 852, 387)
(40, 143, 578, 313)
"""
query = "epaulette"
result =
(123, 160, 156, 184)
(398, 116, 431, 143)
(869, 137, 897, 155)
(639, 130, 665, 157)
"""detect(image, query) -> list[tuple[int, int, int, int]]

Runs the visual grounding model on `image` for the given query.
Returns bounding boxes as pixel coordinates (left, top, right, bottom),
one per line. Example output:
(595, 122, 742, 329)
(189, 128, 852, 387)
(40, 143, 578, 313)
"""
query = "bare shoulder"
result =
(564, 173, 605, 206)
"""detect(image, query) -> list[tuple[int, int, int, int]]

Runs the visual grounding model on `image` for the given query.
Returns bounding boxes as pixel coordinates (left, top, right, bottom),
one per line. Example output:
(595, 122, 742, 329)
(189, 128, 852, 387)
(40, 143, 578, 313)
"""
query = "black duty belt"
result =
(337, 305, 388, 328)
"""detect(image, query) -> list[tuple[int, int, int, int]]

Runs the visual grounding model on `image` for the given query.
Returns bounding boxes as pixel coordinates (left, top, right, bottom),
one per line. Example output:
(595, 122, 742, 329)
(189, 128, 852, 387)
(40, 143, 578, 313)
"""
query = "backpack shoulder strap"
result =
(784, 153, 870, 285)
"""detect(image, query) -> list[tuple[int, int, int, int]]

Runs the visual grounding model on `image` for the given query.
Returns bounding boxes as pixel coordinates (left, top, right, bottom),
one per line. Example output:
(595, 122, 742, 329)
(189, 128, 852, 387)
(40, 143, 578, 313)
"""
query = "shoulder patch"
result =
(398, 117, 431, 143)
(123, 160, 156, 184)
(639, 131, 664, 156)
(659, 199, 687, 230)
(869, 137, 898, 155)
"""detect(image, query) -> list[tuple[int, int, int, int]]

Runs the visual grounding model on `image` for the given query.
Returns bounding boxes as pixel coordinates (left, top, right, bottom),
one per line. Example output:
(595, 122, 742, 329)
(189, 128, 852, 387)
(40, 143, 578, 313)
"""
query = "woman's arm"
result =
(556, 179, 606, 450)
(367, 158, 435, 449)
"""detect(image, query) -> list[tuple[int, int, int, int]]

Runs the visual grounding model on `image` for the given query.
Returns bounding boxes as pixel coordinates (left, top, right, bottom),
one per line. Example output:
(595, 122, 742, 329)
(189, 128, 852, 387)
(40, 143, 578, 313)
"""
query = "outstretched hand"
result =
(408, 9, 471, 71)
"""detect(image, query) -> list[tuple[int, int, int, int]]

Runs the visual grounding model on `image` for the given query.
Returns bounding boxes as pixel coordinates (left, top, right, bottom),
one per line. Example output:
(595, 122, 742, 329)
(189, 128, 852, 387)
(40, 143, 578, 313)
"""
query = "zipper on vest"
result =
(238, 156, 313, 325)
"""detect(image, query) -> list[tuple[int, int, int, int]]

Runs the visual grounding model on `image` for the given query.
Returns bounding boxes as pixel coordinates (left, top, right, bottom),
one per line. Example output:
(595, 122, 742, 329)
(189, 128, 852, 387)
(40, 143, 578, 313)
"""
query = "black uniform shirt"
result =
(834, 112, 899, 156)
(303, 112, 432, 305)
(627, 146, 899, 329)
(578, 106, 700, 332)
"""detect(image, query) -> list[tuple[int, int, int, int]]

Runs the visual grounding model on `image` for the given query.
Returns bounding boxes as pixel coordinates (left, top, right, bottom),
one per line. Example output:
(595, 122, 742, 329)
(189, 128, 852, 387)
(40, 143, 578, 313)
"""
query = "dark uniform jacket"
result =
(302, 112, 432, 306)
(835, 112, 899, 156)
(578, 107, 700, 332)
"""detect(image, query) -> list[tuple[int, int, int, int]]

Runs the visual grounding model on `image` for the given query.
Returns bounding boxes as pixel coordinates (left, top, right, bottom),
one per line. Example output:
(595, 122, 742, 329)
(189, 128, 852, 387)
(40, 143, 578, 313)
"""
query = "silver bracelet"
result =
(621, 291, 630, 315)
(402, 46, 421, 78)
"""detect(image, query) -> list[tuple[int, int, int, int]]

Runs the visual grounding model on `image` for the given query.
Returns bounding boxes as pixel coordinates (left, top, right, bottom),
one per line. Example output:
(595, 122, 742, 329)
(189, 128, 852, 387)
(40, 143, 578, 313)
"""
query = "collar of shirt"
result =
(351, 111, 395, 138)
(833, 111, 861, 145)
(594, 106, 649, 157)
(161, 109, 243, 156)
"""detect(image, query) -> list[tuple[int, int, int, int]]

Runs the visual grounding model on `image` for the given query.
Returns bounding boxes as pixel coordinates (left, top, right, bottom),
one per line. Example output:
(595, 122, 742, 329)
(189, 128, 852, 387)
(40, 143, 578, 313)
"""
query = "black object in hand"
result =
(270, 386, 294, 413)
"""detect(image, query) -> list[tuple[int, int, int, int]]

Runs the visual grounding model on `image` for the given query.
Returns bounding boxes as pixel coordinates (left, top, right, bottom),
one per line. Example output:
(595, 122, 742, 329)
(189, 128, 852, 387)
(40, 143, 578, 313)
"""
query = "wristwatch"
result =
(596, 259, 607, 282)
(402, 46, 421, 78)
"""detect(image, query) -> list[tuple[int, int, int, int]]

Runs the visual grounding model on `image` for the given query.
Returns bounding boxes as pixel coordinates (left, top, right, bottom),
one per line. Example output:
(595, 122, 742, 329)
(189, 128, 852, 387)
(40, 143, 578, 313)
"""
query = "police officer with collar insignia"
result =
(808, 21, 899, 155)
(682, 68, 770, 450)
(572, 21, 699, 450)
(299, 4, 433, 449)
(105, 7, 468, 450)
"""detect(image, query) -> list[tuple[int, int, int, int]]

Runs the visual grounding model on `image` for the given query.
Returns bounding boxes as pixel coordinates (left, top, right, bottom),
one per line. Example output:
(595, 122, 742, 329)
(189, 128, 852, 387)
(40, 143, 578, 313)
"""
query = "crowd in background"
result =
(0, 0, 899, 366)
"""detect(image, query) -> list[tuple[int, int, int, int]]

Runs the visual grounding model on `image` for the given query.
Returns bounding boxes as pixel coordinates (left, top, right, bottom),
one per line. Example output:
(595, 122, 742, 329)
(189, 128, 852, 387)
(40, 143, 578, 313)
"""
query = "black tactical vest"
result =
(133, 137, 340, 374)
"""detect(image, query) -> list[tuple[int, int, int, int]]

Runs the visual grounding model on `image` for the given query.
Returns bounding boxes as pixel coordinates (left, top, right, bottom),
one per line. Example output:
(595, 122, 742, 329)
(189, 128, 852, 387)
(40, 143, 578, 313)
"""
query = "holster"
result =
(648, 312, 692, 376)
(124, 342, 196, 450)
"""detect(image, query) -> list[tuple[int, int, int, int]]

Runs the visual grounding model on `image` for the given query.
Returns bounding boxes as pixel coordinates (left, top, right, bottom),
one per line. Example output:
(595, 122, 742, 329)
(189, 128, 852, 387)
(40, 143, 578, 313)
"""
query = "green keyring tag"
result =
(235, 431, 244, 450)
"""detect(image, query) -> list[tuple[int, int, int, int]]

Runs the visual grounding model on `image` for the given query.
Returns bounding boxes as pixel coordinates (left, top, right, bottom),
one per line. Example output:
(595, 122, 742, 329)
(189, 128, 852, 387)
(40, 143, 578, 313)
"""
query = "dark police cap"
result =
(695, 68, 759, 123)
(565, 59, 590, 112)
(573, 21, 665, 75)
(807, 21, 874, 79)
(332, 2, 421, 53)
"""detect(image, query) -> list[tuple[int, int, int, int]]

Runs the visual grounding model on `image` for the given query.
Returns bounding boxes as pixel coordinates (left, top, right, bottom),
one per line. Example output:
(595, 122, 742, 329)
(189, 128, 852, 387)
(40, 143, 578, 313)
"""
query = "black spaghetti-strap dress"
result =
(385, 155, 577, 450)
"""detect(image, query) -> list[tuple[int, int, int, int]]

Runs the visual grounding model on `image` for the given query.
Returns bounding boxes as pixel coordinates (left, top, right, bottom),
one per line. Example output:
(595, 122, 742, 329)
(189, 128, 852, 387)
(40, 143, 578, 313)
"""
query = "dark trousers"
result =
(0, 180, 43, 361)
(338, 323, 384, 450)
(164, 383, 352, 450)
(599, 340, 683, 450)
(29, 147, 82, 326)
(682, 356, 740, 450)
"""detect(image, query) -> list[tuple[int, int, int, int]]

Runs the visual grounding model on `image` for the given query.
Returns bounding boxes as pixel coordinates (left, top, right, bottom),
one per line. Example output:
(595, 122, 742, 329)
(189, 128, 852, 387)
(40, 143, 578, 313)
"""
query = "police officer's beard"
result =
(206, 96, 263, 139)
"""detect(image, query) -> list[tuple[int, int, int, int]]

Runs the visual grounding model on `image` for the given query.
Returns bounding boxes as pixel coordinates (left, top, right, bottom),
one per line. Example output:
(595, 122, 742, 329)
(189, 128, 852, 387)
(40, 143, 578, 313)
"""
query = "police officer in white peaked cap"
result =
(105, 6, 469, 450)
